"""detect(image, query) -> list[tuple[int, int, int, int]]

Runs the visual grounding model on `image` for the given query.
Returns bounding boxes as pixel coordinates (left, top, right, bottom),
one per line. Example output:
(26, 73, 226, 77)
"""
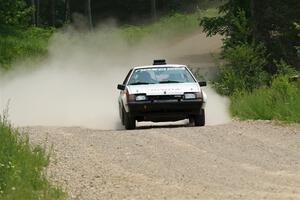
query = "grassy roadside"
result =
(209, 27, 300, 124)
(0, 26, 54, 70)
(0, 114, 66, 199)
(230, 74, 300, 123)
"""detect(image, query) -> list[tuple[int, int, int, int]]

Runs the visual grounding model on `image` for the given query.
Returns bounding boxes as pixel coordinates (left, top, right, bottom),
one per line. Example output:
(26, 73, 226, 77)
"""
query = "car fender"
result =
(202, 89, 207, 109)
(121, 89, 130, 113)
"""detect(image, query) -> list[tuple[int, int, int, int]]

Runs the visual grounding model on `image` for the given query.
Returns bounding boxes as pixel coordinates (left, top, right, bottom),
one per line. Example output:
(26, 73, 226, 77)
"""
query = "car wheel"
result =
(123, 109, 136, 130)
(194, 109, 205, 127)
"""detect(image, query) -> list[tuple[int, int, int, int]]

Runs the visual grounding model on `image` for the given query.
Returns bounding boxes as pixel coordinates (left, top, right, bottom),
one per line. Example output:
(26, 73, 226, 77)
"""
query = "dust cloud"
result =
(0, 25, 230, 130)
(203, 86, 231, 125)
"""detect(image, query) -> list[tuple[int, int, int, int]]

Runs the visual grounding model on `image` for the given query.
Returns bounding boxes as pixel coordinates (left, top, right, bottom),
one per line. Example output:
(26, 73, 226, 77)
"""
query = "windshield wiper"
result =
(159, 80, 182, 84)
(130, 82, 154, 85)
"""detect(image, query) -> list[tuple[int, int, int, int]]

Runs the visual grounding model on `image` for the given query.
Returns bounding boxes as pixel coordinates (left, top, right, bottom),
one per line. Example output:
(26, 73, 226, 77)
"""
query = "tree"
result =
(31, 0, 36, 25)
(0, 0, 31, 26)
(50, 0, 56, 26)
(86, 0, 93, 30)
(65, 0, 70, 23)
(201, 0, 300, 72)
(296, 23, 300, 57)
(69, 0, 206, 25)
(36, 0, 40, 25)
(151, 0, 157, 20)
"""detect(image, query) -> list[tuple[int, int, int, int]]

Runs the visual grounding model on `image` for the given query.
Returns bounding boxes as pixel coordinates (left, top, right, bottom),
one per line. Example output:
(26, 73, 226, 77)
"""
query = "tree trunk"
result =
(31, 0, 36, 25)
(50, 0, 56, 26)
(87, 0, 93, 30)
(36, 0, 40, 26)
(250, 0, 256, 42)
(151, 0, 157, 20)
(65, 0, 70, 23)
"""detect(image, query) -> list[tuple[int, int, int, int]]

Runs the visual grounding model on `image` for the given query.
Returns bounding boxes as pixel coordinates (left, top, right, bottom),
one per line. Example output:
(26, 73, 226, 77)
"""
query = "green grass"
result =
(122, 8, 219, 44)
(230, 74, 300, 123)
(0, 114, 66, 200)
(0, 26, 54, 70)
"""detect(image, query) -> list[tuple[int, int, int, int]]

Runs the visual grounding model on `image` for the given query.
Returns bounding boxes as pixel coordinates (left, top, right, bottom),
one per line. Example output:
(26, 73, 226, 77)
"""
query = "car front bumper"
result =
(127, 99, 203, 122)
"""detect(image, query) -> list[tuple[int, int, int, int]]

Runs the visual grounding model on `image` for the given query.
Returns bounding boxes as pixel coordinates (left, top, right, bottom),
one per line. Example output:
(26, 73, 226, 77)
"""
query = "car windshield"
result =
(127, 67, 195, 85)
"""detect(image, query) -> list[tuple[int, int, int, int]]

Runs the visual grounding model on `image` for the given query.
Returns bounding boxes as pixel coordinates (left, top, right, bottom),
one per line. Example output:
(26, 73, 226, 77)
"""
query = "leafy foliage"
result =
(296, 23, 300, 57)
(0, 114, 66, 199)
(201, 0, 300, 72)
(200, 1, 252, 42)
(122, 9, 218, 44)
(214, 43, 268, 96)
(274, 59, 296, 76)
(231, 74, 300, 123)
(0, 26, 53, 69)
(0, 0, 31, 26)
(201, 0, 300, 130)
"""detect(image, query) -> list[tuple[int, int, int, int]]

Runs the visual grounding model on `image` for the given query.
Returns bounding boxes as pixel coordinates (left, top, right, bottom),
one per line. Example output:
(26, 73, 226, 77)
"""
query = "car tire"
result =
(194, 109, 205, 127)
(123, 109, 136, 130)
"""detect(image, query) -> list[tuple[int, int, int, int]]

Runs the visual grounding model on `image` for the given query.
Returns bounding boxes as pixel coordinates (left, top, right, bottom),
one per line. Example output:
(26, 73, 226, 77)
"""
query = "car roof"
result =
(132, 64, 187, 70)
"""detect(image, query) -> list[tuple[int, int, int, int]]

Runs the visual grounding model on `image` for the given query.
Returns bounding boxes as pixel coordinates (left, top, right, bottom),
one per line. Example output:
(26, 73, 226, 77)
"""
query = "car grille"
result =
(147, 95, 183, 101)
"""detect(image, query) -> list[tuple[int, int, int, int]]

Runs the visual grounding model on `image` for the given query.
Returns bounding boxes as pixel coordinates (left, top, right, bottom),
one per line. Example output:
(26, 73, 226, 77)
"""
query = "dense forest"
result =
(202, 0, 300, 72)
(0, 0, 215, 28)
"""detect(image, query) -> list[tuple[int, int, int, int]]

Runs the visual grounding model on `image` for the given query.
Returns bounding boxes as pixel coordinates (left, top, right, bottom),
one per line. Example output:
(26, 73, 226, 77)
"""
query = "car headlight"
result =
(184, 93, 196, 99)
(184, 92, 202, 100)
(135, 95, 147, 101)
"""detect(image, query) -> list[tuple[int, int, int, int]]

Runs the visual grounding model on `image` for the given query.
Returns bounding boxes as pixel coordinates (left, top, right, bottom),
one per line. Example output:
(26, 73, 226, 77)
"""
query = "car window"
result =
(123, 69, 133, 84)
(128, 67, 195, 85)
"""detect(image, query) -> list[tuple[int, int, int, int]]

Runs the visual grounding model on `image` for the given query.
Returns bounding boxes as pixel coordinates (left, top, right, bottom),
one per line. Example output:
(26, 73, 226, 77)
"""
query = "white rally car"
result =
(117, 60, 207, 130)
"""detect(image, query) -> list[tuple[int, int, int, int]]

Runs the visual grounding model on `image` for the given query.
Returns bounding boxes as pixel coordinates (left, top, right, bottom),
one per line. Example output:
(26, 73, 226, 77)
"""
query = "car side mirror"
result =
(198, 81, 207, 87)
(117, 84, 126, 90)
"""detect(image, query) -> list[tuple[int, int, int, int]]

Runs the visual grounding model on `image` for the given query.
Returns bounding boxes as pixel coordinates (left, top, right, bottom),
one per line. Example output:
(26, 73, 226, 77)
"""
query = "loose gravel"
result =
(25, 120, 300, 200)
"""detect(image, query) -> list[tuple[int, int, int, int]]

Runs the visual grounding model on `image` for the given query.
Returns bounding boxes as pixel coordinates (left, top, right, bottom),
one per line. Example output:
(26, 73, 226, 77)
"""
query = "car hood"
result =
(127, 83, 201, 96)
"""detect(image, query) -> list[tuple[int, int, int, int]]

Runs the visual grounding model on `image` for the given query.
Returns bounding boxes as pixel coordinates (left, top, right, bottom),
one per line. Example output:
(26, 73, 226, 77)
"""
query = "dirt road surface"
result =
(26, 121, 300, 200)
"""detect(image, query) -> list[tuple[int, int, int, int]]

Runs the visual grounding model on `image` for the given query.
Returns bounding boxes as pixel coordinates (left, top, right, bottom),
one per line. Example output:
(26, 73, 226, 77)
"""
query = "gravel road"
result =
(26, 120, 300, 200)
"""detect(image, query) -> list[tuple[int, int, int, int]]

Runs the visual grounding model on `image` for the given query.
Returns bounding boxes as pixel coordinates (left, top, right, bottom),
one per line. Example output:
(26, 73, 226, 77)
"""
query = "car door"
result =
(118, 69, 133, 117)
